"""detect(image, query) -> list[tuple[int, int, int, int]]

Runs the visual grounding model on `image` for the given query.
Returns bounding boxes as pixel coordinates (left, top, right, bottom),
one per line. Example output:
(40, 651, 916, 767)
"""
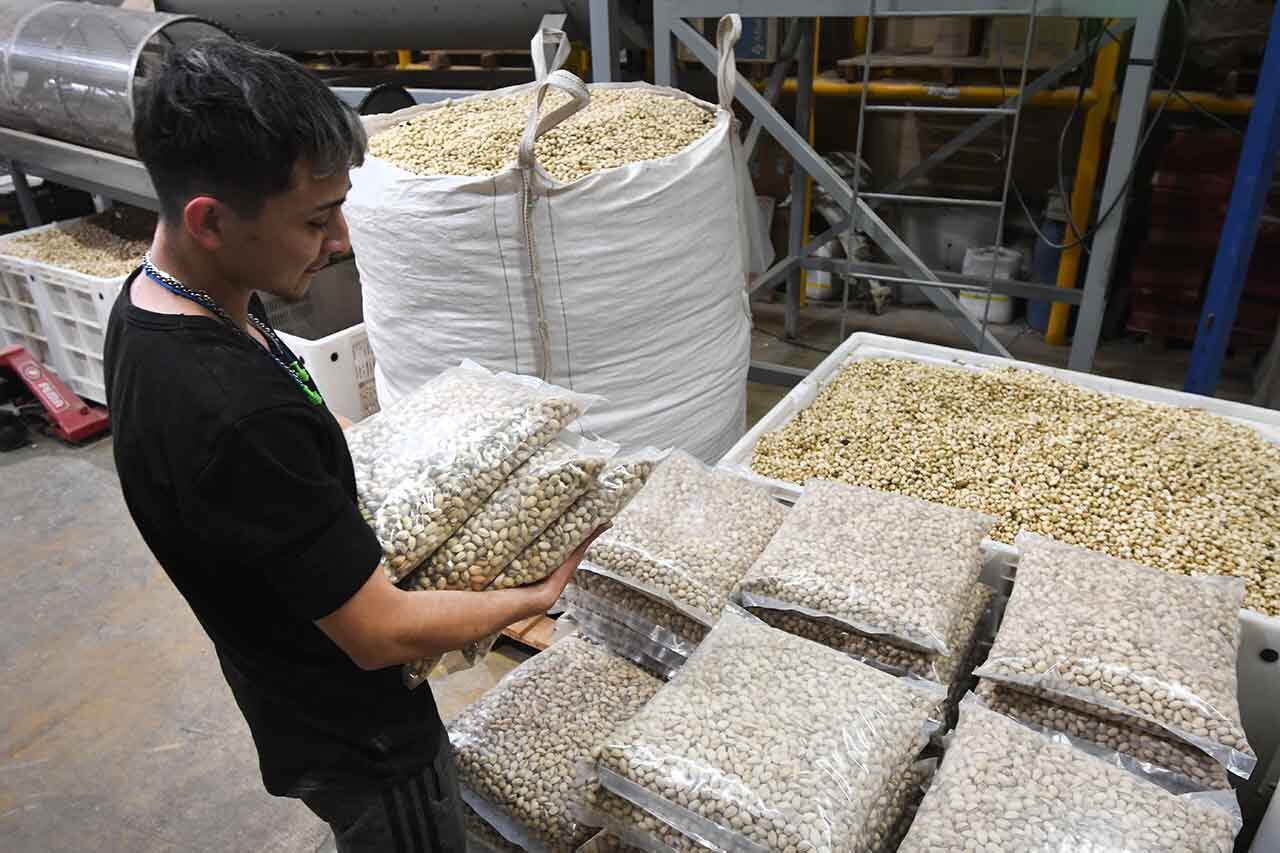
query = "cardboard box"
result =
(880, 17, 936, 54)
(933, 18, 978, 58)
(877, 17, 976, 57)
(985, 17, 1080, 67)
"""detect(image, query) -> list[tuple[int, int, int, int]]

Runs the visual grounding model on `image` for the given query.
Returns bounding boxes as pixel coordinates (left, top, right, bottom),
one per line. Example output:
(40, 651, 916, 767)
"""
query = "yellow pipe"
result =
(799, 19, 822, 306)
(397, 49, 413, 68)
(778, 78, 1098, 109)
(1151, 90, 1253, 117)
(1045, 24, 1123, 345)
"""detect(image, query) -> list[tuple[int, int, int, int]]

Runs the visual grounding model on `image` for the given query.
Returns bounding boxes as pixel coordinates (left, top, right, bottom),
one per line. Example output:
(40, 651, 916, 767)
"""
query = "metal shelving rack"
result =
(623, 0, 1169, 378)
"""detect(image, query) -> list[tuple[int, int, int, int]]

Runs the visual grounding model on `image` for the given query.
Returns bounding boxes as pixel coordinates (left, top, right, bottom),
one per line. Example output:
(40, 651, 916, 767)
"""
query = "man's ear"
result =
(183, 196, 226, 251)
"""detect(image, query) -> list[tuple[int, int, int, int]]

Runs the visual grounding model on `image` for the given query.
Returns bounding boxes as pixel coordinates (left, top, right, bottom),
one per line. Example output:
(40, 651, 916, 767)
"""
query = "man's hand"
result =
(316, 524, 609, 670)
(525, 524, 609, 611)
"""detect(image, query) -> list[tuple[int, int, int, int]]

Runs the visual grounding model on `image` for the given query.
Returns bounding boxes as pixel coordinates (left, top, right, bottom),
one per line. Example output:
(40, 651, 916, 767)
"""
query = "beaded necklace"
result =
(141, 252, 323, 406)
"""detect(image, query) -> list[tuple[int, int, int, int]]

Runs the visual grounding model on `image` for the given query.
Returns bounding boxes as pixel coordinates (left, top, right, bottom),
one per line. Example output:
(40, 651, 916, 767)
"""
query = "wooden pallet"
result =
(501, 613, 558, 652)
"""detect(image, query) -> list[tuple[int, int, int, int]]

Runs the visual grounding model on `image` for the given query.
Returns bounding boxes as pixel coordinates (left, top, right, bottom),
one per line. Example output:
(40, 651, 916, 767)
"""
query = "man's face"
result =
(217, 163, 352, 303)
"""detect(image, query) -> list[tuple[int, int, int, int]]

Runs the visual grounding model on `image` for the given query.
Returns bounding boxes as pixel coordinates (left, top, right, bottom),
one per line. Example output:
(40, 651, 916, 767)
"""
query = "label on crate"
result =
(353, 336, 376, 383)
(353, 334, 380, 418)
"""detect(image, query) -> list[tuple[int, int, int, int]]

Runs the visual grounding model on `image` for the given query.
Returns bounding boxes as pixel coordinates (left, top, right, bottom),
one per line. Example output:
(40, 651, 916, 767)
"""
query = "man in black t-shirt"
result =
(104, 40, 595, 852)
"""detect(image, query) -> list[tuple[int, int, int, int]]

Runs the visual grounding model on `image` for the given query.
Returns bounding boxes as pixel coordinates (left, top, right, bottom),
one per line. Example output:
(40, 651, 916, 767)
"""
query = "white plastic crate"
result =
(0, 257, 57, 369)
(720, 332, 1280, 843)
(0, 218, 129, 403)
(261, 259, 379, 424)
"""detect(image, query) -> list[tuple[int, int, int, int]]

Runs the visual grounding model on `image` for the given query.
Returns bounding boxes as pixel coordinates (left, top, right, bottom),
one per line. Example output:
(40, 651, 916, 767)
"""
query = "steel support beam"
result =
(669, 15, 1007, 355)
(744, 21, 803, 158)
(661, 2, 1151, 16)
(801, 257, 1084, 304)
(0, 127, 157, 211)
(747, 19, 1134, 279)
(854, 198, 1011, 356)
(589, 0, 621, 82)
(654, 0, 676, 86)
(783, 20, 815, 339)
(1067, 2, 1167, 372)
(7, 161, 40, 228)
(1185, 1, 1280, 395)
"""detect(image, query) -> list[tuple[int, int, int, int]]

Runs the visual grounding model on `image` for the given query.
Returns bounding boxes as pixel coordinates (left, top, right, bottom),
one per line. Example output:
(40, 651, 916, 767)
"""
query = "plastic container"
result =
(0, 254, 57, 370)
(29, 260, 124, 403)
(893, 206, 1000, 305)
(803, 240, 841, 301)
(716, 331, 1280, 821)
(0, 218, 128, 401)
(261, 259, 379, 423)
(957, 246, 1019, 325)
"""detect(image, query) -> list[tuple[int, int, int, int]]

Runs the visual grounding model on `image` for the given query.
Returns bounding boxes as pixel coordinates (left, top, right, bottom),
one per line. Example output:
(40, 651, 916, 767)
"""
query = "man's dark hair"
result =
(134, 39, 366, 221)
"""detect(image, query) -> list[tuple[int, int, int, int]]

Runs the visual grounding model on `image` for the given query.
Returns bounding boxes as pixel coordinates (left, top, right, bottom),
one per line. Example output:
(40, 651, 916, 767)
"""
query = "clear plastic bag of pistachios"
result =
(400, 648, 477, 690)
(974, 532, 1255, 778)
(566, 603, 686, 681)
(735, 479, 994, 655)
(575, 830, 649, 853)
(449, 634, 664, 852)
(465, 799, 524, 853)
(973, 680, 1232, 791)
(345, 360, 601, 583)
(401, 431, 619, 593)
(897, 698, 1242, 853)
(747, 581, 991, 687)
(590, 606, 946, 853)
(488, 448, 667, 592)
(400, 442, 654, 683)
(583, 451, 787, 627)
(562, 566, 710, 658)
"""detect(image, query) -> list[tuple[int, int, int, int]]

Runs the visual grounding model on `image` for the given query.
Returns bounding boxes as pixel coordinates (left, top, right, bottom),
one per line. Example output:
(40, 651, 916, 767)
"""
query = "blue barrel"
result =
(1029, 217, 1066, 333)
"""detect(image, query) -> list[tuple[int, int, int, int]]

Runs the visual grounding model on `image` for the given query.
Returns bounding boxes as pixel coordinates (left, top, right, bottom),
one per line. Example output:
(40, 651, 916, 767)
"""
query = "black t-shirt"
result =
(104, 270, 444, 797)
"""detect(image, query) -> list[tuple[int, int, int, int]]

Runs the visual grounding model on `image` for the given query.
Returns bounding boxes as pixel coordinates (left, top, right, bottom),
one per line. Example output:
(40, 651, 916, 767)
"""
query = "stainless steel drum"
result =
(0, 2, 230, 156)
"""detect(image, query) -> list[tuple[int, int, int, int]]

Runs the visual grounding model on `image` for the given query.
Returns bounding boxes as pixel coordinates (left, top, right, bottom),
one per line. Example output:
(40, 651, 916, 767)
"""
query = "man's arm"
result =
(315, 529, 601, 671)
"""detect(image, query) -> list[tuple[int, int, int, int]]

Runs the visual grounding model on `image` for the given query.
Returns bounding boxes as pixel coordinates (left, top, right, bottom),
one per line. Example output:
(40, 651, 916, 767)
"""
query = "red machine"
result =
(0, 345, 109, 444)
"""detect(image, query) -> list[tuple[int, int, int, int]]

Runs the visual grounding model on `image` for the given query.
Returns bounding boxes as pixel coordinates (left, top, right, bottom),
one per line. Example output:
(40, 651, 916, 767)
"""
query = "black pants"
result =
(302, 743, 466, 853)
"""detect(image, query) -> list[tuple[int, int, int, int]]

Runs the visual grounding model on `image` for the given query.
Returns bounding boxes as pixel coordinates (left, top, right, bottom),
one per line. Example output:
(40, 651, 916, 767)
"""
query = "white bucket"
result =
(958, 246, 1020, 324)
(804, 240, 842, 301)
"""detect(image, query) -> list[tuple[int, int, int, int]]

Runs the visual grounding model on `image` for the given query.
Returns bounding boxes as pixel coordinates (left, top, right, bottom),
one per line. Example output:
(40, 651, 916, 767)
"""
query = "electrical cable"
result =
(1154, 71, 1247, 136)
(1003, 0, 1192, 253)
(998, 19, 1097, 246)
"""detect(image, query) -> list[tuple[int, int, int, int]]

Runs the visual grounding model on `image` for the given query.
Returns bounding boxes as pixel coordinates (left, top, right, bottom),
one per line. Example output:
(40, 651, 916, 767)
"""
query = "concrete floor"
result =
(0, 304, 1267, 851)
